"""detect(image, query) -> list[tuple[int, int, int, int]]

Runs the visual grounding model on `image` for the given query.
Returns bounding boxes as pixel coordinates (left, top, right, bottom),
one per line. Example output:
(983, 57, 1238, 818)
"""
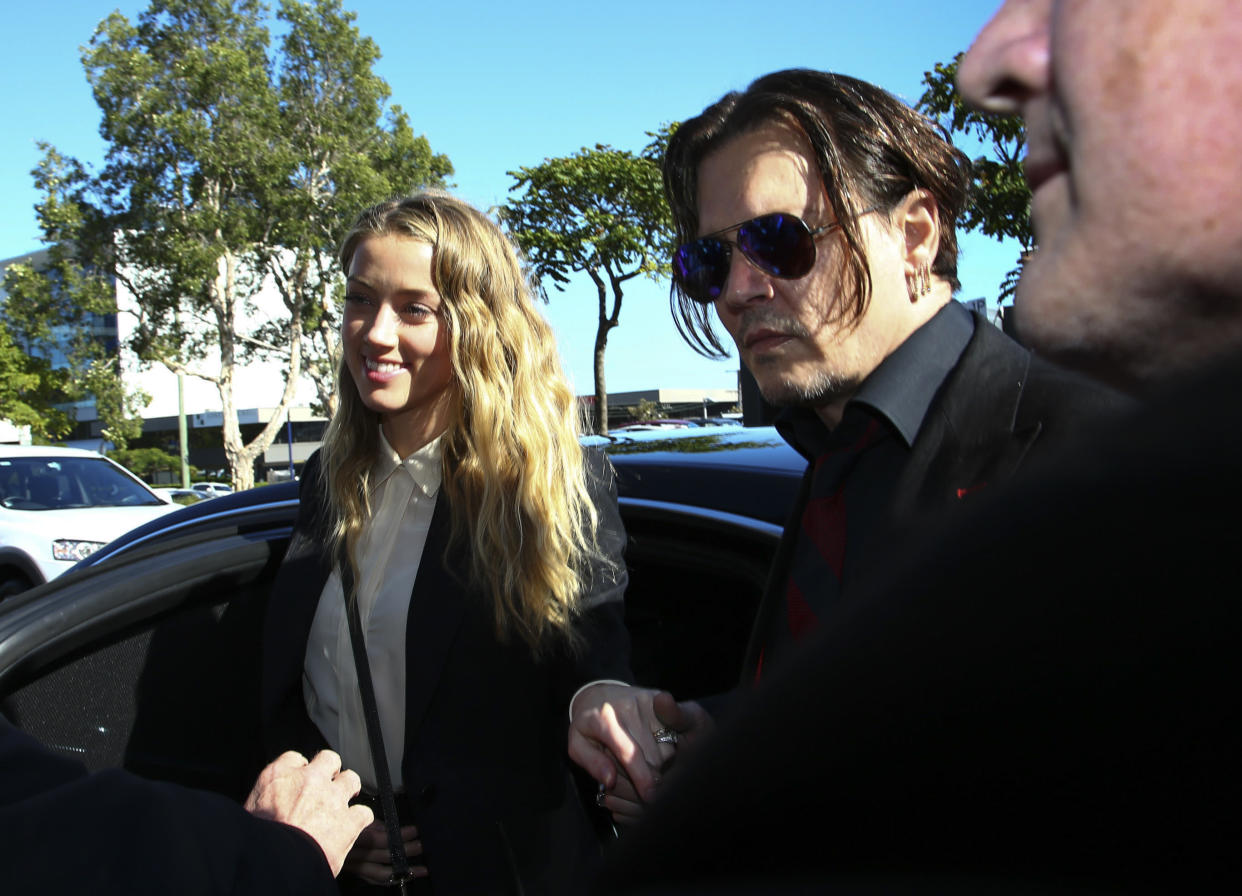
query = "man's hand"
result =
(652, 690, 713, 757)
(568, 683, 713, 820)
(244, 750, 373, 876)
(587, 692, 717, 824)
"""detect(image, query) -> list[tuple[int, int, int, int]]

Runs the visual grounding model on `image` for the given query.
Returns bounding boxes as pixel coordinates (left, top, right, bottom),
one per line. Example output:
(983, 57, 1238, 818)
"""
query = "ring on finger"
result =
(652, 727, 679, 746)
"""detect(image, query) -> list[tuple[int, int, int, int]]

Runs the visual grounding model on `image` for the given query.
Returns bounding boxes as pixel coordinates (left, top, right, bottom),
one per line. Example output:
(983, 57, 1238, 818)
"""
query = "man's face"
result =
(959, 0, 1242, 390)
(696, 122, 912, 418)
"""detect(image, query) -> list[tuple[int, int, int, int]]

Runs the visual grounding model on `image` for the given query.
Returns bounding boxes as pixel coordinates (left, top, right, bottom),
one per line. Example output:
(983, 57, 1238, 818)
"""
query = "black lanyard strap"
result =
(339, 560, 416, 889)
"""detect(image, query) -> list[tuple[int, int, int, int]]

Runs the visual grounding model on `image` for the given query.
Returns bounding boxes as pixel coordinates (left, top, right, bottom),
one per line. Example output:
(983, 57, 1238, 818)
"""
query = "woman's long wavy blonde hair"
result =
(319, 192, 604, 654)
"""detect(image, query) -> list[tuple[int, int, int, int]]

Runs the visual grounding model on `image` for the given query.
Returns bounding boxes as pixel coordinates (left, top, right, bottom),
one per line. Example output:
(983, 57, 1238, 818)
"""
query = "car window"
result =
(0, 457, 163, 510)
(0, 528, 283, 797)
(621, 509, 774, 699)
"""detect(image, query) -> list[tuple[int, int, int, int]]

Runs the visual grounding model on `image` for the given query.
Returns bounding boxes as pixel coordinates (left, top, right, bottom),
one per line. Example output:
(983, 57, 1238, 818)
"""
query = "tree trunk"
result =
(591, 271, 618, 435)
(593, 323, 609, 435)
(214, 250, 306, 491)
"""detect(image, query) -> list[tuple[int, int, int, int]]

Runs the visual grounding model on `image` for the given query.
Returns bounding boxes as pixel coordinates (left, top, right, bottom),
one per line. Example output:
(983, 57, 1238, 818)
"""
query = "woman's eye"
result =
(402, 304, 434, 319)
(344, 292, 373, 306)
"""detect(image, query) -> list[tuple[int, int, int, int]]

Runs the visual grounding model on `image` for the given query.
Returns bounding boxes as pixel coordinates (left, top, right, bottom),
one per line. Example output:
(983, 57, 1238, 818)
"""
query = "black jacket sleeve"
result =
(0, 716, 337, 896)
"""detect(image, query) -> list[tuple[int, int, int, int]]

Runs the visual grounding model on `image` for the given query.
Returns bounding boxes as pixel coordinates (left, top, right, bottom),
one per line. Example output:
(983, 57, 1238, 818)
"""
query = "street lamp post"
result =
(286, 414, 295, 480)
(177, 373, 190, 489)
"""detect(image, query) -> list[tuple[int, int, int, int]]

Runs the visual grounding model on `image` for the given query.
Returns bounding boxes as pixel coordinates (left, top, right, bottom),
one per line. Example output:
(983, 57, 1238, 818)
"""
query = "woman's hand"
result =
(341, 820, 428, 886)
(568, 684, 713, 821)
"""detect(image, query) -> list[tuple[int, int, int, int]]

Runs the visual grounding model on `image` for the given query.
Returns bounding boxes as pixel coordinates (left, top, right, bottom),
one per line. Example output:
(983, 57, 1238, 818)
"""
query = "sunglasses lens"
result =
(674, 214, 819, 304)
(737, 213, 816, 278)
(673, 238, 731, 304)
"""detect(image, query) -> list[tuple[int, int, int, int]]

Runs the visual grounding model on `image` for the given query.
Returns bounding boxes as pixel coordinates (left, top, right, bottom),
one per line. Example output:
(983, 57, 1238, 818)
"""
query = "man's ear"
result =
(899, 189, 940, 274)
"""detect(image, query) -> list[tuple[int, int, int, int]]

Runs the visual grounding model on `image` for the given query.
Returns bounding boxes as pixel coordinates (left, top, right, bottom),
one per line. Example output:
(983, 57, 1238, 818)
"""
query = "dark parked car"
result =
(0, 425, 803, 801)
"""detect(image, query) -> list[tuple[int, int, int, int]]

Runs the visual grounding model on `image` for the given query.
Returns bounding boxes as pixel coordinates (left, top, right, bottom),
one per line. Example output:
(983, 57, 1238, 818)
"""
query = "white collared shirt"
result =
(303, 430, 442, 791)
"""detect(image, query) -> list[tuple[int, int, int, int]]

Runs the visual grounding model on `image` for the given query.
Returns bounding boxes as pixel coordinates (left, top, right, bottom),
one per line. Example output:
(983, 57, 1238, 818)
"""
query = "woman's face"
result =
(342, 234, 454, 456)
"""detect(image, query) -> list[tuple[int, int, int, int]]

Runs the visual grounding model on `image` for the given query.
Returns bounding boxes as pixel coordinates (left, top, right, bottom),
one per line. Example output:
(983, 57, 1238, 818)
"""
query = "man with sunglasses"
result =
(596, 5, 1242, 892)
(662, 69, 1125, 686)
(668, 70, 1130, 680)
(573, 68, 1124, 824)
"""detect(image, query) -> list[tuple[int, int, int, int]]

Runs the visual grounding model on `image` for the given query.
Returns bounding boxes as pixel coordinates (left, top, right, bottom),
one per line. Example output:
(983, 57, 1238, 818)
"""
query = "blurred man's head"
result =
(959, 0, 1242, 391)
(663, 70, 971, 423)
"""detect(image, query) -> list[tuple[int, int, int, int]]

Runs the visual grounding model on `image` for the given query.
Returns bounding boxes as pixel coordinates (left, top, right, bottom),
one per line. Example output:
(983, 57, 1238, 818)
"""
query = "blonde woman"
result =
(260, 193, 637, 893)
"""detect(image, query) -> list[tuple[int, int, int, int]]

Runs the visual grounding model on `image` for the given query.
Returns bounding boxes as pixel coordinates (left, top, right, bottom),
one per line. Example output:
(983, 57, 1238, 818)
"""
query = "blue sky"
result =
(1, 0, 1010, 397)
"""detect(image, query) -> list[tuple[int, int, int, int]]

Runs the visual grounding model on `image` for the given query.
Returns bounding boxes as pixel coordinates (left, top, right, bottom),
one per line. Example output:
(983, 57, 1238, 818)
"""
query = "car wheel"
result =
(0, 573, 34, 601)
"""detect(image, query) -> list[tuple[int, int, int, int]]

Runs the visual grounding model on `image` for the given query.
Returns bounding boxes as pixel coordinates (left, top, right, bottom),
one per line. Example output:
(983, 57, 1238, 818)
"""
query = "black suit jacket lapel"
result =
(402, 494, 468, 745)
(262, 515, 334, 759)
(891, 319, 1041, 521)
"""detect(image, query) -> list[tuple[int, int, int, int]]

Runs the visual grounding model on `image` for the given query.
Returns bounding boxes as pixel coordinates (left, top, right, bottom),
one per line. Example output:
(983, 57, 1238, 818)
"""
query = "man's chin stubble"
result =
(755, 365, 858, 410)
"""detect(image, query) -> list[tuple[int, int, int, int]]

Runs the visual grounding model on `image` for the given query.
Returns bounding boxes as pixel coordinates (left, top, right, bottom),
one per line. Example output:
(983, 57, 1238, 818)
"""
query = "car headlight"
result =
(52, 539, 107, 562)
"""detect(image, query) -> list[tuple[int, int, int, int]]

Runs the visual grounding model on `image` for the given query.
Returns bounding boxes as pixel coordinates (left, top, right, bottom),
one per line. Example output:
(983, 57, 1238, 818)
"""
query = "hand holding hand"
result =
(652, 690, 713, 758)
(568, 683, 713, 818)
(568, 683, 672, 802)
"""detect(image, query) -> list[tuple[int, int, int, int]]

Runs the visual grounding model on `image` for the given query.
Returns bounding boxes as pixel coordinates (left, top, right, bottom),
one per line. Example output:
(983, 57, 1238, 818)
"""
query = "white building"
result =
(1, 247, 327, 476)
(111, 254, 321, 420)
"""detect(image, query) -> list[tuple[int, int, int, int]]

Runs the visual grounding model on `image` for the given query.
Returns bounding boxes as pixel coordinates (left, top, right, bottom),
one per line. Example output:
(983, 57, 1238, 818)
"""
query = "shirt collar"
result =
(776, 300, 975, 454)
(375, 427, 443, 499)
(849, 300, 974, 446)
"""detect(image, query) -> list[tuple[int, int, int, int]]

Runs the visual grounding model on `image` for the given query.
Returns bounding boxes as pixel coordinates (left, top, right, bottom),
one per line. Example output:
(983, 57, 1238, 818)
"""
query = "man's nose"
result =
(717, 247, 775, 312)
(957, 0, 1052, 115)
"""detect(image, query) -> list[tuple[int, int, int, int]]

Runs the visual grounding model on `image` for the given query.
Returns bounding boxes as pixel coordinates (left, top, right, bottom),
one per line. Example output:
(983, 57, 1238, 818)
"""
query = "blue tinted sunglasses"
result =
(672, 209, 874, 304)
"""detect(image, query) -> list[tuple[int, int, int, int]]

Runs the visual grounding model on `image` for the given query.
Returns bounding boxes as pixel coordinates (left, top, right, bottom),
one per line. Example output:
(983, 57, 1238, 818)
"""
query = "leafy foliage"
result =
(262, 0, 451, 417)
(627, 397, 663, 422)
(502, 129, 674, 434)
(917, 53, 1030, 303)
(1, 148, 144, 444)
(5, 0, 449, 485)
(109, 446, 200, 482)
(0, 320, 56, 439)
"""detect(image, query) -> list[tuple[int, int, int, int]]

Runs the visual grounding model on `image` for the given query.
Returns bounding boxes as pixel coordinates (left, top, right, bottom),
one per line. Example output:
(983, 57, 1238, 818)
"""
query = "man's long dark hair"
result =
(663, 69, 971, 357)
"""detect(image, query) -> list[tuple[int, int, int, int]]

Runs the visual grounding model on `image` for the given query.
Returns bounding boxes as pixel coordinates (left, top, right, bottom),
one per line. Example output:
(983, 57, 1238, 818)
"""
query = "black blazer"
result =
(740, 317, 1132, 680)
(0, 715, 336, 896)
(599, 353, 1242, 894)
(262, 449, 630, 894)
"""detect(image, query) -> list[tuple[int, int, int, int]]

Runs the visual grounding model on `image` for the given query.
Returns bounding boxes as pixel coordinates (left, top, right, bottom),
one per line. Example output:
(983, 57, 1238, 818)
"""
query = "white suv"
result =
(191, 481, 233, 498)
(0, 446, 179, 599)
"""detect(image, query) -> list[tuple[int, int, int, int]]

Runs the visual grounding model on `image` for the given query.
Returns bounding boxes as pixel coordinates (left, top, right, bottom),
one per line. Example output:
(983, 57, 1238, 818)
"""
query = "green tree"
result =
(109, 446, 200, 482)
(14, 0, 450, 487)
(261, 0, 451, 417)
(917, 53, 1030, 303)
(626, 397, 662, 422)
(0, 322, 48, 439)
(502, 131, 673, 435)
(1, 149, 145, 445)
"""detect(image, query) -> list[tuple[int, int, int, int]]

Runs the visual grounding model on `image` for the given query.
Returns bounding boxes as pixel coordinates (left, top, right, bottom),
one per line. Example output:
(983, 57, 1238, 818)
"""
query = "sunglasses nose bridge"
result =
(719, 238, 781, 306)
